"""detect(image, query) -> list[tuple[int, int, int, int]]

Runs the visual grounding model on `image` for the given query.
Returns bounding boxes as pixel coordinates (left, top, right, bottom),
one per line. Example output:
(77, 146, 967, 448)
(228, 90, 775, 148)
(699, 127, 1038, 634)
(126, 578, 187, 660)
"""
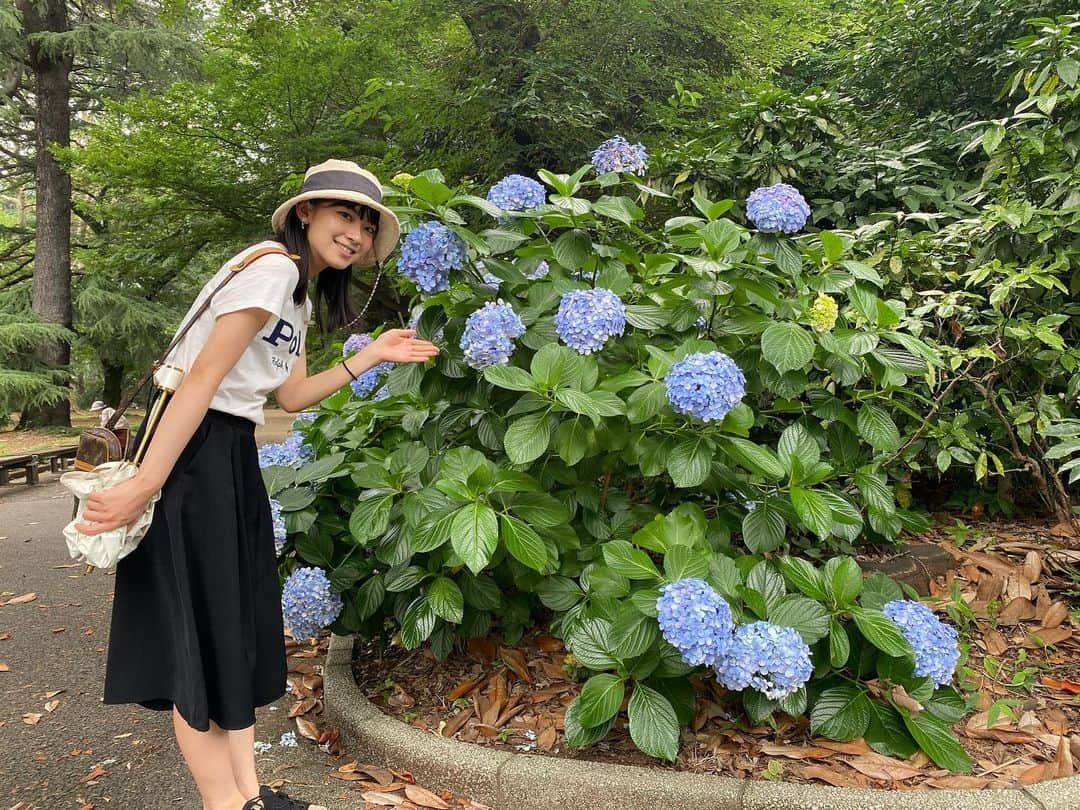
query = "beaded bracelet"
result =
(341, 357, 359, 382)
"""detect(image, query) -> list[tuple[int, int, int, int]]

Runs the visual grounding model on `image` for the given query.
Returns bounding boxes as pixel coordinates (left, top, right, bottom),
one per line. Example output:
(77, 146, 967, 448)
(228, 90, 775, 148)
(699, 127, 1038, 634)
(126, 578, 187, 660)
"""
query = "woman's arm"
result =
(276, 329, 440, 413)
(75, 307, 271, 534)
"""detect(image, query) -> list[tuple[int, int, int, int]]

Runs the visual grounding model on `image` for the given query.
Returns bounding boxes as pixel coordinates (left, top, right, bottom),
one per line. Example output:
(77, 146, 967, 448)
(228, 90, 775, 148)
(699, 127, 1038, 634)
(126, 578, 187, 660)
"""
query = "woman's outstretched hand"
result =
(370, 329, 440, 364)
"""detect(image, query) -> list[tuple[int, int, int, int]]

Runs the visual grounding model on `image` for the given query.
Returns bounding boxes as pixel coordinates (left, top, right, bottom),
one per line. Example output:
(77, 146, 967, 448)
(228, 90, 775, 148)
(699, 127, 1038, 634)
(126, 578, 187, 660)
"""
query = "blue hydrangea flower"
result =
(281, 566, 343, 642)
(292, 411, 318, 426)
(665, 352, 746, 422)
(343, 333, 394, 397)
(460, 300, 526, 370)
(715, 621, 813, 699)
(258, 431, 314, 468)
(526, 260, 549, 281)
(373, 384, 391, 401)
(396, 221, 467, 294)
(883, 600, 960, 686)
(591, 135, 648, 176)
(486, 174, 546, 212)
(553, 288, 626, 354)
(656, 578, 734, 666)
(253, 741, 272, 754)
(270, 497, 287, 556)
(279, 731, 297, 748)
(746, 183, 811, 234)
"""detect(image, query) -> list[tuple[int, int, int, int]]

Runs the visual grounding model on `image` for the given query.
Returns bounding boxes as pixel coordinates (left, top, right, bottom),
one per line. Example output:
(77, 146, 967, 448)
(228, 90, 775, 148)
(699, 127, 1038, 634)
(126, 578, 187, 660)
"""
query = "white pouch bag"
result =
(61, 461, 162, 569)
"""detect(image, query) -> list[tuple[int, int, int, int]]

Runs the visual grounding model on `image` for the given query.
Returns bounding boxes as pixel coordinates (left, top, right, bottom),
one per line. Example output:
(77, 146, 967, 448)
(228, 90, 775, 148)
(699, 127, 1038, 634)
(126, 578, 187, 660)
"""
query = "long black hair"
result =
(273, 198, 381, 334)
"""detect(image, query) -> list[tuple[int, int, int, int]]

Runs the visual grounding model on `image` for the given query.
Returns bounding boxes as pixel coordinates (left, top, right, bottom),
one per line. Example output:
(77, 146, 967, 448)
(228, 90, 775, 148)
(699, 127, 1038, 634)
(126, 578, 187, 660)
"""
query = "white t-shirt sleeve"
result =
(209, 252, 299, 321)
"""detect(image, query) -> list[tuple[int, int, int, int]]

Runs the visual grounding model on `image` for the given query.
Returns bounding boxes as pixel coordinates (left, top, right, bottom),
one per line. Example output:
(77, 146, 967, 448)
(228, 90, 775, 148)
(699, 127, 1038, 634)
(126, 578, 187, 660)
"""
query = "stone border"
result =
(324, 634, 1078, 810)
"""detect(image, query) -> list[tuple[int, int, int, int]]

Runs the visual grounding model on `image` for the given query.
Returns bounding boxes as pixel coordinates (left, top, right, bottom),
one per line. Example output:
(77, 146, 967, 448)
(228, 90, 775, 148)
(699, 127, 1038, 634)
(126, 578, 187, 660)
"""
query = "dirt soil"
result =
(352, 516, 1080, 791)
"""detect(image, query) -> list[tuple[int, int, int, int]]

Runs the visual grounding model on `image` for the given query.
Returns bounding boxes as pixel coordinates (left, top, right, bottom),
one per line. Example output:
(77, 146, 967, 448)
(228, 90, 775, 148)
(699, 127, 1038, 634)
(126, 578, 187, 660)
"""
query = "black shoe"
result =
(259, 784, 327, 810)
(241, 796, 267, 810)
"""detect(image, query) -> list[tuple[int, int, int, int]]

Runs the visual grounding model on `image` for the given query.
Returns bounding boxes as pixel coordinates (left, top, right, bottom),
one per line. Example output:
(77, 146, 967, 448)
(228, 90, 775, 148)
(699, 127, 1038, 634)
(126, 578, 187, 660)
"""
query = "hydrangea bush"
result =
(261, 162, 973, 768)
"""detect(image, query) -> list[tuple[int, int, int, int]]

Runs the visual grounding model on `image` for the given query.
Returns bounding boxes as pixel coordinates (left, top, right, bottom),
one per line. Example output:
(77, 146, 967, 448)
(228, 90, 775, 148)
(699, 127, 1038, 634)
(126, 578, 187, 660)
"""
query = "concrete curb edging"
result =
(324, 634, 1079, 810)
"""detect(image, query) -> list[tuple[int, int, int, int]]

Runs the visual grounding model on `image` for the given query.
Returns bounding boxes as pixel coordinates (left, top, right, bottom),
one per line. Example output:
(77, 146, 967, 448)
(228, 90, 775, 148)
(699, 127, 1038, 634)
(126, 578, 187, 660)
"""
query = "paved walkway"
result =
(0, 411, 364, 809)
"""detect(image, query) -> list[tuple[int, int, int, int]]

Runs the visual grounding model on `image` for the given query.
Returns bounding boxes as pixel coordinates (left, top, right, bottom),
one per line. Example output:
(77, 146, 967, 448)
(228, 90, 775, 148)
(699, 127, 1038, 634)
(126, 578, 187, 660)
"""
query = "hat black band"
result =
(301, 170, 382, 203)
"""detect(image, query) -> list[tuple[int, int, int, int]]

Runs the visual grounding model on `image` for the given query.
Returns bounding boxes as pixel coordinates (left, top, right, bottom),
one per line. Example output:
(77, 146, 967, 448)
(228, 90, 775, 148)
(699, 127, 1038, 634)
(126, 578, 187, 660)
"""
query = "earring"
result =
(301, 221, 307, 230)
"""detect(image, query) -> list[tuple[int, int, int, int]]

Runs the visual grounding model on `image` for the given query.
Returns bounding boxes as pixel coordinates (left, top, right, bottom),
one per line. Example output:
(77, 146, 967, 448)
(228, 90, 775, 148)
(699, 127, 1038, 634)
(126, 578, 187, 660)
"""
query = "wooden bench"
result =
(0, 445, 78, 486)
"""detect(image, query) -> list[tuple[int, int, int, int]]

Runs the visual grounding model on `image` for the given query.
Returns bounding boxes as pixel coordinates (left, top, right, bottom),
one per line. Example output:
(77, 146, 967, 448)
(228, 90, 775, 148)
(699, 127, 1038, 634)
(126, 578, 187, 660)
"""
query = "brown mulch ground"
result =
(351, 516, 1080, 793)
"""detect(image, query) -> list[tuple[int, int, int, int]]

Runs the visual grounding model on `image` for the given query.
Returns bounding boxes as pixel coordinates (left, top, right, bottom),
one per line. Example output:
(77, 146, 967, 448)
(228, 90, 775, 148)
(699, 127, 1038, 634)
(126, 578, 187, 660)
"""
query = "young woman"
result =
(74, 160, 439, 810)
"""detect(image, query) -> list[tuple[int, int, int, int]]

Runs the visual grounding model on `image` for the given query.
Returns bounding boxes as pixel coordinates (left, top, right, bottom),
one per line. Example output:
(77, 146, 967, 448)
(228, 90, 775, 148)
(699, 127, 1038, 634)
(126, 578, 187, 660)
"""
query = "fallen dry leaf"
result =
(890, 685, 923, 715)
(497, 647, 532, 683)
(794, 764, 866, 787)
(757, 743, 833, 759)
(0, 633, 11, 640)
(22, 712, 42, 725)
(924, 775, 992, 789)
(5, 592, 37, 605)
(0, 662, 9, 672)
(447, 677, 483, 701)
(44, 700, 59, 712)
(1055, 736, 1075, 778)
(844, 754, 923, 781)
(1023, 627, 1073, 647)
(361, 790, 406, 806)
(79, 765, 106, 783)
(295, 716, 320, 742)
(536, 635, 563, 652)
(1040, 676, 1080, 695)
(404, 785, 450, 809)
(1041, 601, 1069, 629)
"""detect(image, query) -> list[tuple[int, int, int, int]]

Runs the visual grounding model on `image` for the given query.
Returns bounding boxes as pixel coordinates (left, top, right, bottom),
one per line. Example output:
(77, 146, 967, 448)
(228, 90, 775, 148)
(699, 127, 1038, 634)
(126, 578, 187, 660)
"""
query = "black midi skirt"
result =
(103, 408, 287, 732)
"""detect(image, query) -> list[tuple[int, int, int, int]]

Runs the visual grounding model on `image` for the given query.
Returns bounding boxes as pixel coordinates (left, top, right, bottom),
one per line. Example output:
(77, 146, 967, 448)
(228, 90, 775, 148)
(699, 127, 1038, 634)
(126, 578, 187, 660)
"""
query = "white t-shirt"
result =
(164, 241, 313, 425)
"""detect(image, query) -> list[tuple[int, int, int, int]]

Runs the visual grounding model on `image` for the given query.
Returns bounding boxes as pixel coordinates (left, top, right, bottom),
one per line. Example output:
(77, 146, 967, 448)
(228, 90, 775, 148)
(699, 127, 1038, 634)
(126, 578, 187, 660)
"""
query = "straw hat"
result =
(271, 159, 400, 266)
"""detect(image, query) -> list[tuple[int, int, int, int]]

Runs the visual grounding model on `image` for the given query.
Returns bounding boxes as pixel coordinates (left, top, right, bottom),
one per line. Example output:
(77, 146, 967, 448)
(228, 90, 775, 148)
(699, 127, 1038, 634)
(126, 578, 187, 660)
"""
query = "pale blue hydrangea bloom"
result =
(270, 497, 287, 556)
(279, 731, 298, 748)
(665, 351, 746, 422)
(258, 431, 314, 468)
(396, 221, 467, 294)
(253, 741, 272, 754)
(342, 333, 394, 397)
(591, 135, 648, 175)
(714, 621, 813, 699)
(373, 384, 391, 401)
(526, 260, 549, 281)
(746, 183, 811, 233)
(883, 600, 960, 686)
(656, 578, 734, 666)
(281, 566, 343, 642)
(486, 174, 546, 211)
(553, 287, 626, 354)
(292, 411, 318, 426)
(460, 300, 525, 370)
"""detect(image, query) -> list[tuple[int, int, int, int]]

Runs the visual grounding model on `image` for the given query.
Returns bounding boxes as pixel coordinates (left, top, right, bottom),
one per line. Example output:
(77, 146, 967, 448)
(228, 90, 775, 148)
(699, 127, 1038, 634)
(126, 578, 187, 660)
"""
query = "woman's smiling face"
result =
(298, 200, 378, 272)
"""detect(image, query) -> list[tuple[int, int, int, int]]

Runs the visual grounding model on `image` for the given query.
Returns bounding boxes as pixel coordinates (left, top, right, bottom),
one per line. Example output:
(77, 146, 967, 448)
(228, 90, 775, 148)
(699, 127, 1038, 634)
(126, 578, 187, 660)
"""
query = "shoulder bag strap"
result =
(106, 246, 300, 429)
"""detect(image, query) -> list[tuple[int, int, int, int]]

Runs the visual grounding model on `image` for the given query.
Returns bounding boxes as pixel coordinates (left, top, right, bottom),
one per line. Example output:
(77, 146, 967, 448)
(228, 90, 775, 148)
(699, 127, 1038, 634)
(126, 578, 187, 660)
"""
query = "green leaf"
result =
(355, 575, 385, 621)
(857, 404, 901, 451)
(981, 123, 1005, 155)
(450, 503, 499, 574)
(775, 556, 828, 601)
(602, 540, 661, 580)
(483, 364, 536, 392)
(399, 596, 436, 650)
(536, 576, 583, 611)
(743, 690, 778, 724)
(554, 229, 591, 270)
(925, 687, 967, 724)
(500, 515, 549, 572)
(810, 686, 872, 741)
(564, 697, 614, 746)
(663, 545, 710, 581)
(567, 618, 618, 670)
(829, 617, 851, 668)
(790, 487, 833, 540)
(777, 686, 807, 717)
(608, 609, 660, 659)
(262, 464, 297, 495)
(349, 492, 395, 544)
(504, 410, 551, 465)
(667, 438, 712, 488)
(624, 305, 670, 330)
(1058, 56, 1079, 86)
(865, 701, 919, 759)
(592, 195, 644, 224)
(742, 504, 786, 553)
(819, 231, 845, 264)
(850, 607, 914, 658)
(761, 322, 815, 373)
(427, 576, 464, 624)
(410, 505, 457, 553)
(577, 673, 625, 728)
(511, 492, 570, 527)
(723, 437, 786, 479)
(769, 595, 830, 644)
(900, 708, 973, 772)
(859, 572, 904, 610)
(384, 565, 427, 593)
(627, 683, 680, 760)
(823, 556, 863, 606)
(627, 382, 668, 423)
(293, 452, 346, 485)
(746, 560, 786, 613)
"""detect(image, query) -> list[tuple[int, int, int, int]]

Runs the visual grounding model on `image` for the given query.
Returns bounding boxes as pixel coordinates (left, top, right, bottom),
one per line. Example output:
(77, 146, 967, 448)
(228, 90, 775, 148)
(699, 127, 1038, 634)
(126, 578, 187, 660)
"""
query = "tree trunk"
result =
(17, 0, 73, 429)
(102, 359, 125, 408)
